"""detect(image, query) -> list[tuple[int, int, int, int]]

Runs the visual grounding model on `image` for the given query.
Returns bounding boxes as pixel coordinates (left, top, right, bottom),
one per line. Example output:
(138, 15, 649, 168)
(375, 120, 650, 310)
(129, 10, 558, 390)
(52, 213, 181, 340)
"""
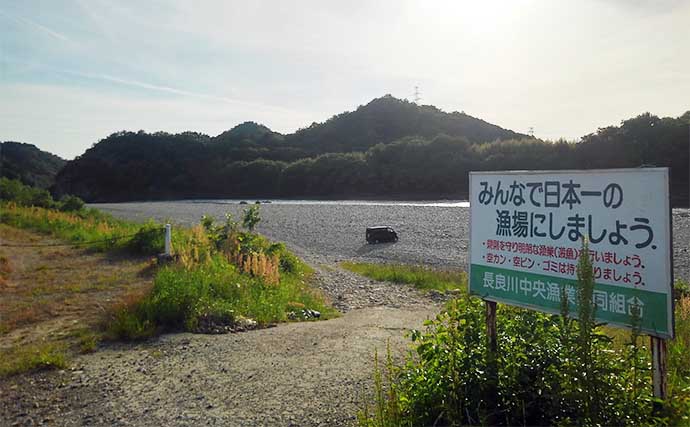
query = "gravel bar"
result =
(92, 200, 690, 283)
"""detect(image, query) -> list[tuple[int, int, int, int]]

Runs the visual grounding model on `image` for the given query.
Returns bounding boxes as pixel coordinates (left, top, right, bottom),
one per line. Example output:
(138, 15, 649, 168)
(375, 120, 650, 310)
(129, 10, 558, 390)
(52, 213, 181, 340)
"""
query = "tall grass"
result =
(341, 262, 466, 292)
(104, 255, 334, 340)
(0, 202, 165, 254)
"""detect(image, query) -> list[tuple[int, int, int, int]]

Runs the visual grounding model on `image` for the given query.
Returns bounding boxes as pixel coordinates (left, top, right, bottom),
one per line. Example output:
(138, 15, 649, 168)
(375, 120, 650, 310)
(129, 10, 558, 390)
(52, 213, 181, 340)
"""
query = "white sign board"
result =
(469, 168, 674, 338)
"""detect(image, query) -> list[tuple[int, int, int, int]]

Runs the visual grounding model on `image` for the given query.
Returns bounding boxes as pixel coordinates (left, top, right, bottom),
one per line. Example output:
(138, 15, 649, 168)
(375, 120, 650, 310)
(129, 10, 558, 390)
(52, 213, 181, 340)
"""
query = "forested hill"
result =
(51, 96, 689, 206)
(51, 95, 527, 201)
(0, 142, 66, 189)
(285, 95, 525, 153)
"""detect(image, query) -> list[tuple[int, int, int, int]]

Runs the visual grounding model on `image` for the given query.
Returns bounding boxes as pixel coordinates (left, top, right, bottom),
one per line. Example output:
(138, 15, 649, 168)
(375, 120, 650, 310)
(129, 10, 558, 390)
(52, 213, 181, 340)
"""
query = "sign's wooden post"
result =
(651, 336, 668, 400)
(486, 300, 497, 352)
(485, 300, 498, 424)
(164, 224, 172, 256)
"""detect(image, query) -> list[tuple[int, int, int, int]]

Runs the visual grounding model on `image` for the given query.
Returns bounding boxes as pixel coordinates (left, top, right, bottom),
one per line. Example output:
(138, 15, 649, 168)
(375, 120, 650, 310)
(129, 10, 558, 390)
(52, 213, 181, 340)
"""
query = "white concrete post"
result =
(164, 224, 172, 256)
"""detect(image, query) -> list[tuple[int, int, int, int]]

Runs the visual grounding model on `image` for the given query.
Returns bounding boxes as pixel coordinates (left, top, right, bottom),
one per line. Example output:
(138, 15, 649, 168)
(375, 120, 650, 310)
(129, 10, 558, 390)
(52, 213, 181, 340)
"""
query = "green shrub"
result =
(58, 194, 85, 212)
(105, 309, 156, 341)
(358, 240, 682, 426)
(0, 177, 57, 208)
(127, 221, 166, 255)
(675, 280, 690, 301)
(242, 204, 261, 231)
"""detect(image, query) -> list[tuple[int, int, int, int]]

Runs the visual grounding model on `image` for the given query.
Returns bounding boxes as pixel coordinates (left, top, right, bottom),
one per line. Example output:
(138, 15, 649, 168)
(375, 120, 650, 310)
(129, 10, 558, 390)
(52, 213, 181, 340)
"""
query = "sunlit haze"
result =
(1, 0, 689, 159)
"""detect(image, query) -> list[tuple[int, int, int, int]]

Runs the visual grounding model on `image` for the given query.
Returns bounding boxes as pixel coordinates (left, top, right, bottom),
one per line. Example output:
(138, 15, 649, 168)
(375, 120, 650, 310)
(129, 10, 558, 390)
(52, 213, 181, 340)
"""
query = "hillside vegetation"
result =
(50, 95, 527, 201)
(11, 95, 686, 205)
(0, 142, 65, 189)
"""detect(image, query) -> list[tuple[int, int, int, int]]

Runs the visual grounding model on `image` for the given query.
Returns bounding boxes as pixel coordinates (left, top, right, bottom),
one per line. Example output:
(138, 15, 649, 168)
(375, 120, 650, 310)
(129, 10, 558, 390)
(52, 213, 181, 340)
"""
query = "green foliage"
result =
(126, 220, 166, 254)
(58, 194, 85, 212)
(0, 141, 65, 189)
(359, 243, 688, 426)
(358, 343, 405, 427)
(105, 254, 333, 339)
(359, 295, 663, 426)
(104, 308, 156, 341)
(242, 205, 261, 232)
(0, 342, 68, 377)
(1, 177, 86, 211)
(341, 262, 466, 292)
(200, 213, 240, 248)
(675, 279, 690, 301)
(0, 177, 55, 208)
(274, 245, 303, 274)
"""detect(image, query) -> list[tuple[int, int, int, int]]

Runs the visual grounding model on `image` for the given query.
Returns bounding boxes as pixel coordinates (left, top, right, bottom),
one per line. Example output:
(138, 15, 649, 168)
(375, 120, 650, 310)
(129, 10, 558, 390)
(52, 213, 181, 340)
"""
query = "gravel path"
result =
(312, 264, 449, 312)
(93, 201, 690, 282)
(1, 306, 438, 426)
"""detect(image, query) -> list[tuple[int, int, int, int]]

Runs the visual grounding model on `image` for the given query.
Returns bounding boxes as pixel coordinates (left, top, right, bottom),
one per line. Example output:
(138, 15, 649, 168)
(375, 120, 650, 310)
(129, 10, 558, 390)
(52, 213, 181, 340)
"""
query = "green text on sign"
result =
(470, 264, 669, 337)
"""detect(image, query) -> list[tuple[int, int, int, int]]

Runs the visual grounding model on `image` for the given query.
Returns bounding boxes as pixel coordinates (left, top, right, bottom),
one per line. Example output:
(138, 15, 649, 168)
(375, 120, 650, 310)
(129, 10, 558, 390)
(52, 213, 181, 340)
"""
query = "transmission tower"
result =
(413, 86, 421, 104)
(528, 127, 535, 138)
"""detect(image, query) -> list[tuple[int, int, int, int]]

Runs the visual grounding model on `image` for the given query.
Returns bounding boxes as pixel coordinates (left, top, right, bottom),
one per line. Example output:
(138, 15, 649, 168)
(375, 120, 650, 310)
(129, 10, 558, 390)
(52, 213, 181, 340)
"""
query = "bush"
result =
(105, 309, 156, 341)
(58, 194, 85, 212)
(0, 177, 55, 208)
(127, 221, 166, 255)
(675, 280, 690, 301)
(242, 205, 261, 231)
(360, 295, 661, 426)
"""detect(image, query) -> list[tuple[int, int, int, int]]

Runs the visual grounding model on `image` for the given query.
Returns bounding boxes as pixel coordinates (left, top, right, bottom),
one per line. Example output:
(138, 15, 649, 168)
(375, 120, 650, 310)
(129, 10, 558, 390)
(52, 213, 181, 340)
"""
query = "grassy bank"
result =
(341, 262, 466, 292)
(0, 201, 335, 375)
(0, 202, 163, 253)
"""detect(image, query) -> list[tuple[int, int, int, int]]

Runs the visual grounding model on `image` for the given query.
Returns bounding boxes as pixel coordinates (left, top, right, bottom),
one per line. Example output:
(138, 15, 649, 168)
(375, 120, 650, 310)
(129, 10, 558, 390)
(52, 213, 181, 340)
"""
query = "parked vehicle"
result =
(366, 226, 398, 244)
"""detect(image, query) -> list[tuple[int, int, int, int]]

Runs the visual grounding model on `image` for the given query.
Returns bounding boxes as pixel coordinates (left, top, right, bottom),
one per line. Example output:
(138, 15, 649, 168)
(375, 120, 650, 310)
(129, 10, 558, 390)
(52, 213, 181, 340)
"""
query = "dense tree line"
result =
(0, 177, 83, 211)
(0, 141, 65, 189)
(48, 96, 690, 205)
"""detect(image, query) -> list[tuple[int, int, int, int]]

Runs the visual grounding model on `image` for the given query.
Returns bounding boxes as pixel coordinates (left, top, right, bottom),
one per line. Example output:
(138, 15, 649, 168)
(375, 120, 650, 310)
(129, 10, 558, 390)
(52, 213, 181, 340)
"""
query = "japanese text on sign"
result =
(469, 169, 673, 338)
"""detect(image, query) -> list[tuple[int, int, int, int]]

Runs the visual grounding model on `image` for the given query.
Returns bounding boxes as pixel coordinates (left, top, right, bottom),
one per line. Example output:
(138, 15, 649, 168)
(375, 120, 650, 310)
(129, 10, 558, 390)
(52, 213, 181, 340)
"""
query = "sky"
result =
(1, 0, 689, 160)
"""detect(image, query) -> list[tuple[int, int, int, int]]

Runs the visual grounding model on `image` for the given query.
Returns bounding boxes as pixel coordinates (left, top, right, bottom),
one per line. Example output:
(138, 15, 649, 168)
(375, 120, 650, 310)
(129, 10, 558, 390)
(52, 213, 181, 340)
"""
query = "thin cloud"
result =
(52, 68, 297, 115)
(0, 9, 70, 42)
(3, 57, 301, 116)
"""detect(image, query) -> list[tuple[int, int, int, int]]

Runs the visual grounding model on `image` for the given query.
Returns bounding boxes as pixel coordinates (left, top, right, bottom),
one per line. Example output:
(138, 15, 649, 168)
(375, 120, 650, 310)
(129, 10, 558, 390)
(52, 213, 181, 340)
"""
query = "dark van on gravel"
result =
(366, 226, 398, 244)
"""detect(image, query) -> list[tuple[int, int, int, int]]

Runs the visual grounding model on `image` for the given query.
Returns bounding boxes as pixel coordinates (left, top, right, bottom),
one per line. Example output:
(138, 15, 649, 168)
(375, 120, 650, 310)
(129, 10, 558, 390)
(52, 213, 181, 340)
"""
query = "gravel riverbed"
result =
(93, 200, 690, 282)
